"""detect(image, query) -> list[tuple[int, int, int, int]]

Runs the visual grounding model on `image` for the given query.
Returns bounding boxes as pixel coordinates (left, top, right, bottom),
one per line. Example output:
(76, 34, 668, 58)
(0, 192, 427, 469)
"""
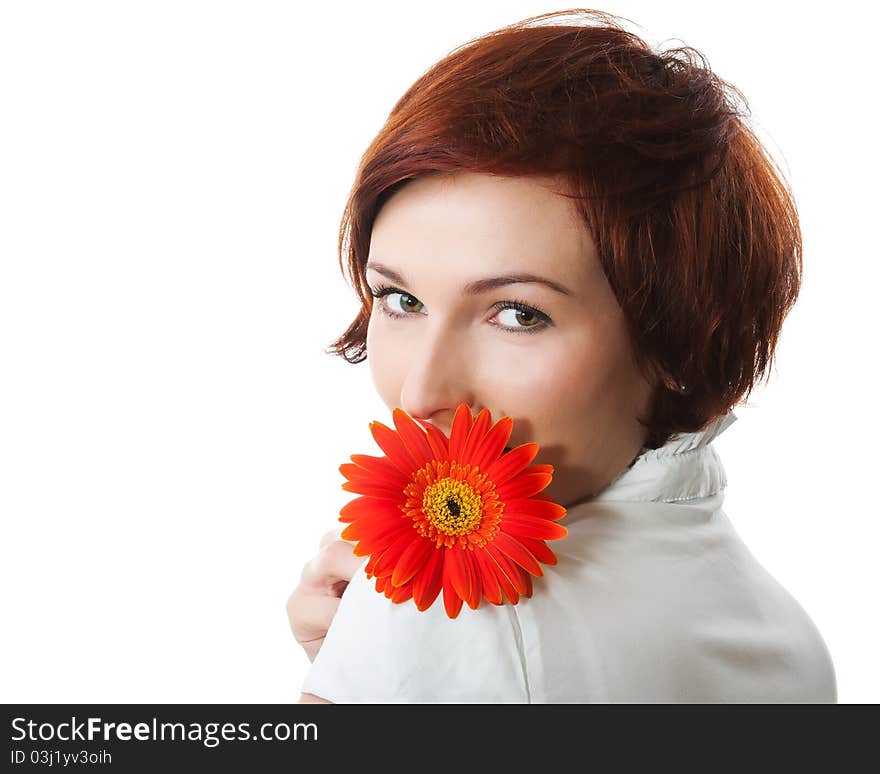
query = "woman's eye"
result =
(370, 285, 550, 334)
(379, 290, 425, 316)
(495, 306, 543, 330)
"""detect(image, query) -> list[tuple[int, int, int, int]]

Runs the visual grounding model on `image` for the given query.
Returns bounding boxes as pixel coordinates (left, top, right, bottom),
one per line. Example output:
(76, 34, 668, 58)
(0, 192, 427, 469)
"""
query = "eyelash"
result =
(368, 283, 552, 335)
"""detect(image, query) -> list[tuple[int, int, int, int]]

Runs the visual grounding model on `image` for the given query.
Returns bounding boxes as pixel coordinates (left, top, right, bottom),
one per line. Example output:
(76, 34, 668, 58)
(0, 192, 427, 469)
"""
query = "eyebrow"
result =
(365, 261, 573, 296)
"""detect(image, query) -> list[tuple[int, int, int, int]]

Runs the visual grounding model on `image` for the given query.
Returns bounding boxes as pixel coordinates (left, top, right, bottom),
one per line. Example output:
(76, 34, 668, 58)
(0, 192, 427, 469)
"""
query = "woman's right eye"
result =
(371, 286, 424, 318)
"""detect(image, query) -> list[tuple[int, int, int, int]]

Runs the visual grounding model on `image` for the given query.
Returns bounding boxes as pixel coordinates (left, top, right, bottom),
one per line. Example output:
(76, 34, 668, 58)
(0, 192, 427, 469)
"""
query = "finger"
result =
(299, 540, 364, 590)
(286, 589, 341, 644)
(319, 529, 339, 549)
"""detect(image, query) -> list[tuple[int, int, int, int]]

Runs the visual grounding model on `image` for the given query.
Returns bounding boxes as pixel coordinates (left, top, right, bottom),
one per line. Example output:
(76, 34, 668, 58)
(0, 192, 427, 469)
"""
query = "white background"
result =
(1, 1, 876, 703)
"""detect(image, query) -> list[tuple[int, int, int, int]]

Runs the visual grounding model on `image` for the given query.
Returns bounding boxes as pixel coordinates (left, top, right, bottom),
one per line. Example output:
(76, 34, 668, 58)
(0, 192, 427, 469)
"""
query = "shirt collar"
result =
(585, 410, 738, 504)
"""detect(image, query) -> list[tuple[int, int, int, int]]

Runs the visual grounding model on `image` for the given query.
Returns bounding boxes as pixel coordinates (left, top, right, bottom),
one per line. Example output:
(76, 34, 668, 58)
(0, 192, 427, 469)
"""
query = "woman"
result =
(286, 9, 836, 702)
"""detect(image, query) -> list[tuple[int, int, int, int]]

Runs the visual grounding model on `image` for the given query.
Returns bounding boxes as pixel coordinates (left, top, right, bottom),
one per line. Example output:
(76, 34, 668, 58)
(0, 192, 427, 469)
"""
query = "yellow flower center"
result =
(403, 459, 504, 549)
(422, 478, 483, 536)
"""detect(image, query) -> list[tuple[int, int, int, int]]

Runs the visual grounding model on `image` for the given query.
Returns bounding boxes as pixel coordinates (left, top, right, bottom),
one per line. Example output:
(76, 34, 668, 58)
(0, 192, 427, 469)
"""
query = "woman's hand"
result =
(287, 530, 362, 662)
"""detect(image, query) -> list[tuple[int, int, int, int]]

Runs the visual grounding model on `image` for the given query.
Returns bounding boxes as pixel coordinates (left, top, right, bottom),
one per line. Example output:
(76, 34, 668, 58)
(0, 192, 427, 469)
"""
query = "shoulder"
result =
(301, 558, 530, 703)
(531, 500, 838, 702)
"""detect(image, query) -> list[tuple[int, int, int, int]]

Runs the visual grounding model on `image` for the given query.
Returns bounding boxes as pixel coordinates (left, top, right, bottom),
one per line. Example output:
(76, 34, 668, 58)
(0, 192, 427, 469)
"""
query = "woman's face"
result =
(365, 171, 655, 507)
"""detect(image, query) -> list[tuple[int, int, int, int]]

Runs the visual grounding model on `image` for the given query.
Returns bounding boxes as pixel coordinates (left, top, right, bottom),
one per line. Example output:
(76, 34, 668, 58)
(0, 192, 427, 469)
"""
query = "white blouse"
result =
(301, 411, 837, 703)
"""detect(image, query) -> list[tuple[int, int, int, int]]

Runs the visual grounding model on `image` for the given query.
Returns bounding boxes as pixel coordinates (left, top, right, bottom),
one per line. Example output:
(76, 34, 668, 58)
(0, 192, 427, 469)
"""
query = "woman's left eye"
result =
(369, 285, 552, 335)
(493, 304, 548, 332)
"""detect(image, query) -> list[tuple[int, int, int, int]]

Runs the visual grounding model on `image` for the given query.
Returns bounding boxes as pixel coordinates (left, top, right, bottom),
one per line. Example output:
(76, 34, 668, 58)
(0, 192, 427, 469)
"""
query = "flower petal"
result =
(484, 443, 539, 486)
(472, 548, 503, 605)
(413, 548, 444, 611)
(496, 470, 553, 500)
(372, 531, 416, 578)
(503, 496, 567, 522)
(462, 549, 482, 610)
(340, 460, 392, 485)
(459, 408, 492, 466)
(365, 551, 381, 578)
(365, 534, 405, 577)
(484, 543, 522, 603)
(390, 581, 414, 603)
(339, 496, 404, 523)
(501, 514, 568, 541)
(339, 476, 405, 502)
(391, 536, 436, 587)
(445, 546, 473, 604)
(441, 554, 464, 619)
(492, 531, 543, 577)
(519, 536, 559, 566)
(485, 542, 528, 592)
(348, 453, 410, 486)
(414, 418, 449, 461)
(343, 519, 411, 556)
(369, 420, 418, 476)
(447, 403, 474, 462)
(339, 512, 406, 542)
(470, 416, 513, 473)
(392, 408, 434, 468)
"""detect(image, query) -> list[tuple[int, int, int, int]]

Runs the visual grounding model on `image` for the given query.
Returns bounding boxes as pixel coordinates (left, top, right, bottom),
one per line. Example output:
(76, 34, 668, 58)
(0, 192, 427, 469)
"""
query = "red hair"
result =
(327, 8, 802, 450)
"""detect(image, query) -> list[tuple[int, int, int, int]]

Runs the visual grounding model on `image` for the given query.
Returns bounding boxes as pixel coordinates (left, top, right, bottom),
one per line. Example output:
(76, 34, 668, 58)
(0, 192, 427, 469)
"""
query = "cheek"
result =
(503, 326, 636, 436)
(500, 329, 613, 405)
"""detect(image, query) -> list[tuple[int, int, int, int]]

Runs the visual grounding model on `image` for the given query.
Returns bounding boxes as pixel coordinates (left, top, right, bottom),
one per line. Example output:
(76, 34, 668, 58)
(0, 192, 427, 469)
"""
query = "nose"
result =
(398, 321, 476, 434)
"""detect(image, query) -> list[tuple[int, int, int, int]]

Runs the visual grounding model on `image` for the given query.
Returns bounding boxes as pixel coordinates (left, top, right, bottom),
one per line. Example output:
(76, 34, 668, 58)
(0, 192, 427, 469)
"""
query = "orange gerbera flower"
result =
(338, 402, 567, 619)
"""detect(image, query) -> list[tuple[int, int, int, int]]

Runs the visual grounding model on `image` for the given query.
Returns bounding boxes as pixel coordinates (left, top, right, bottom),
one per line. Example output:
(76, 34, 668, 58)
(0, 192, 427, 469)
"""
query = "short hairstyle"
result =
(326, 9, 802, 450)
